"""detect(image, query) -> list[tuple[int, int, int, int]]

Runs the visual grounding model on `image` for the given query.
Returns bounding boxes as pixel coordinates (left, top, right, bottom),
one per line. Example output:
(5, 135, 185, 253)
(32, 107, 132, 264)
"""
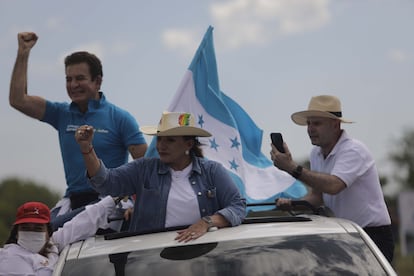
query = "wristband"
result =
(82, 145, 94, 155)
(291, 165, 303, 179)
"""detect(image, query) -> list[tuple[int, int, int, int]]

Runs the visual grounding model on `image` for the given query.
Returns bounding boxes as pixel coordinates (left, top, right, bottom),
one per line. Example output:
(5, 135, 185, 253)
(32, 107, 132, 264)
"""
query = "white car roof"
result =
(66, 215, 359, 259)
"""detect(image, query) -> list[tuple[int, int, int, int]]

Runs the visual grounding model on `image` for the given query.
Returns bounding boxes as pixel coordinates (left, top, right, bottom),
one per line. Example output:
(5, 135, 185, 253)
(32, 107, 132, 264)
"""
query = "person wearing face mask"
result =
(0, 196, 116, 275)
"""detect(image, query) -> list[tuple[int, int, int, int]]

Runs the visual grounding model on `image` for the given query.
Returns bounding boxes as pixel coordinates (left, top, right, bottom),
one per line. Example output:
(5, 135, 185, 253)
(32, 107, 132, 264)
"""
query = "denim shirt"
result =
(89, 156, 246, 233)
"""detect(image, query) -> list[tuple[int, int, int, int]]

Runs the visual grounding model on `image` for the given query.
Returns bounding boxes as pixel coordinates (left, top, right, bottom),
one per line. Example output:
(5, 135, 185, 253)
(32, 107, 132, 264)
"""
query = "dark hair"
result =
(184, 137, 204, 157)
(64, 51, 103, 81)
(4, 224, 54, 257)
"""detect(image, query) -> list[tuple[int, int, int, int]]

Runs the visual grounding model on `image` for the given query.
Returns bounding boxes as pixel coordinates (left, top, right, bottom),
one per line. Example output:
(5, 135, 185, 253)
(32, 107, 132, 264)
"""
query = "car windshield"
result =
(61, 233, 388, 276)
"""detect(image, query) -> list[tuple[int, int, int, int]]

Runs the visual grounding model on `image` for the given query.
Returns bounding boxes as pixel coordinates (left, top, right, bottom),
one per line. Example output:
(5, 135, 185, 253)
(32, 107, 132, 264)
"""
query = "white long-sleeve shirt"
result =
(0, 196, 115, 276)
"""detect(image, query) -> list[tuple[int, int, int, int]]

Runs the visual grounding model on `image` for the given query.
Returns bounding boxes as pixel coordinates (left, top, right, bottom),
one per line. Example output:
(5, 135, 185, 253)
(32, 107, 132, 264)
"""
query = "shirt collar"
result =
(69, 91, 106, 112)
(317, 130, 349, 158)
(158, 155, 203, 175)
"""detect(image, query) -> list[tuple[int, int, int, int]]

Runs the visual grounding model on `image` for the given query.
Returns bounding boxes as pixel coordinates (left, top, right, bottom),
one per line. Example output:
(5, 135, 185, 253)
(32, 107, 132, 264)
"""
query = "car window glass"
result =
(60, 233, 388, 276)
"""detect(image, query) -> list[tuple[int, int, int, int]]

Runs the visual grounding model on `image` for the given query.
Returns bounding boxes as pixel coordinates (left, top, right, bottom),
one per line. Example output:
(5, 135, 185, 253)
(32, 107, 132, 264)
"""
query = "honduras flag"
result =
(146, 26, 306, 205)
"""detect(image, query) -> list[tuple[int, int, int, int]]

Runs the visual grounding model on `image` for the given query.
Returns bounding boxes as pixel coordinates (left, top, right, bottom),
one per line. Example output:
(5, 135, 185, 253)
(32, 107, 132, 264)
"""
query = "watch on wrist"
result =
(202, 216, 218, 232)
(291, 165, 303, 179)
(202, 216, 213, 228)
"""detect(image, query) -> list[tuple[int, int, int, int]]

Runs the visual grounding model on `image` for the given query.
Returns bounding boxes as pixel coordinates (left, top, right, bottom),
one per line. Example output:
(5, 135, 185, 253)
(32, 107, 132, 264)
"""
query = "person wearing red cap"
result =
(0, 196, 116, 275)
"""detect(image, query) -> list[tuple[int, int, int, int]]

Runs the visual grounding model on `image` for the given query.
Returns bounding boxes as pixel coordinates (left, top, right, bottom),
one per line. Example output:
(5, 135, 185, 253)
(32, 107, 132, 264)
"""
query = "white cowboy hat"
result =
(291, 95, 354, 126)
(140, 111, 212, 137)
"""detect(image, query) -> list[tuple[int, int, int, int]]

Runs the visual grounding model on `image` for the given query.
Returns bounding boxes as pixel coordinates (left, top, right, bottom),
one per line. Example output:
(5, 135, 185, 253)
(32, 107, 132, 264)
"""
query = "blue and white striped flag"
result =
(146, 26, 306, 205)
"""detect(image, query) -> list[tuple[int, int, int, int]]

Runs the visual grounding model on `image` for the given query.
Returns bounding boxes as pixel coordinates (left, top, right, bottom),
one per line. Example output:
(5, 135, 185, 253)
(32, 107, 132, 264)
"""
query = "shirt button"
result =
(202, 209, 206, 213)
(197, 192, 202, 196)
(191, 181, 196, 185)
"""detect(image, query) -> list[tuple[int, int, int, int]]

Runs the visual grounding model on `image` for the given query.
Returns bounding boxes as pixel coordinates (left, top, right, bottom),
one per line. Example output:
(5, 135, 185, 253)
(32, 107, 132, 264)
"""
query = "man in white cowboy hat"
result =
(270, 95, 394, 263)
(75, 111, 246, 242)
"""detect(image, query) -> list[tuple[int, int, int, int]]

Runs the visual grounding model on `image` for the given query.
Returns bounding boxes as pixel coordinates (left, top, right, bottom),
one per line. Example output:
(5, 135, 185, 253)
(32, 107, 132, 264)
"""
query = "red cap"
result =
(14, 202, 51, 225)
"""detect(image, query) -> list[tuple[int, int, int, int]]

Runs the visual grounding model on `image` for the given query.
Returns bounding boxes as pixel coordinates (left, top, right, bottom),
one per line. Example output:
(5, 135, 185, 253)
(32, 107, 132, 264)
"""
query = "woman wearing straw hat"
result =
(270, 95, 394, 263)
(0, 196, 116, 275)
(75, 111, 246, 242)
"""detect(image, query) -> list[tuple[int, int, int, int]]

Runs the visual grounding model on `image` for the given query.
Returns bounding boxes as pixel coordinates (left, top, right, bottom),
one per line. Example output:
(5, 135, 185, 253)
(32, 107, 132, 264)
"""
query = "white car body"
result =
(53, 212, 396, 275)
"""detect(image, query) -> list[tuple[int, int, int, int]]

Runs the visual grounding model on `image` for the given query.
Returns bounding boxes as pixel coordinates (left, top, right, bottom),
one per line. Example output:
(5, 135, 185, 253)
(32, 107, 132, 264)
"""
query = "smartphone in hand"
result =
(271, 132, 285, 153)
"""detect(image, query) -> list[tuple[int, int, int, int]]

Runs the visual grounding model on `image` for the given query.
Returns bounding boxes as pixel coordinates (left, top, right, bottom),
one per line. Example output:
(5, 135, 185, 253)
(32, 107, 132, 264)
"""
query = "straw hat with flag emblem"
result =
(140, 111, 211, 137)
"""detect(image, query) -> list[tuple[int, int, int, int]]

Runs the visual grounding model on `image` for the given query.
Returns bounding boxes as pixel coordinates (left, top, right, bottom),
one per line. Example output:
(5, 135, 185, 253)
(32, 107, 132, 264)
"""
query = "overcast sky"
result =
(1, 0, 413, 196)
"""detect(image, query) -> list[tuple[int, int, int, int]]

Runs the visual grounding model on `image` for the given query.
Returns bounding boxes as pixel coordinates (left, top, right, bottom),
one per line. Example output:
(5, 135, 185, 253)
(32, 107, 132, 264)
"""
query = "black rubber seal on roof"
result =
(160, 242, 218, 260)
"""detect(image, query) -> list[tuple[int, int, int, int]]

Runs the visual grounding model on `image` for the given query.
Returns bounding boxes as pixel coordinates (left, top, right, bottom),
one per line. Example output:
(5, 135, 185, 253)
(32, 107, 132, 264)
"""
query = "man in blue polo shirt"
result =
(9, 32, 148, 230)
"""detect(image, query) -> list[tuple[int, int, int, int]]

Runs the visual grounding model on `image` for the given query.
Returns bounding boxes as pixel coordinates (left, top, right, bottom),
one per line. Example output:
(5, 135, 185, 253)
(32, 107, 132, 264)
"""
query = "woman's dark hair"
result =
(64, 51, 103, 81)
(4, 223, 54, 257)
(184, 136, 204, 157)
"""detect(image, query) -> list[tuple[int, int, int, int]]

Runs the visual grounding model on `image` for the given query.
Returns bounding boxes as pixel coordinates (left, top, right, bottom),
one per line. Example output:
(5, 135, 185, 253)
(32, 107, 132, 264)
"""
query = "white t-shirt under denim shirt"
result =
(165, 163, 200, 228)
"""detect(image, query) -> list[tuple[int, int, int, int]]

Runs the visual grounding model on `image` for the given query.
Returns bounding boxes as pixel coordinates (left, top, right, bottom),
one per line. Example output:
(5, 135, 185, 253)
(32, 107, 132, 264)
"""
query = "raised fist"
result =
(17, 32, 38, 51)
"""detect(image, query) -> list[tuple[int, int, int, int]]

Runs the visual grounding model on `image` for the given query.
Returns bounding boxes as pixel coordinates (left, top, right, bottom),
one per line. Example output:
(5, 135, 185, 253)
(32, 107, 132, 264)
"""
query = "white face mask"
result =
(17, 231, 47, 253)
